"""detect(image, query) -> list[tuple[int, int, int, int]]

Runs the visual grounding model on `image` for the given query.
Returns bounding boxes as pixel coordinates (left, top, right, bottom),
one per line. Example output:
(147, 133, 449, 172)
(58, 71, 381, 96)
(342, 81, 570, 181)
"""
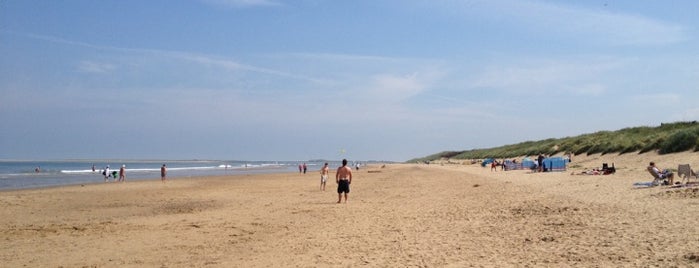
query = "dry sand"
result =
(1, 152, 698, 267)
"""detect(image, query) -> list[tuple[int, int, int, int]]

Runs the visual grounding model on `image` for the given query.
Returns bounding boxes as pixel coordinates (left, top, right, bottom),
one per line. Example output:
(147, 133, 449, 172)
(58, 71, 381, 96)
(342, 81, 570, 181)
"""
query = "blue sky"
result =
(1, 0, 698, 161)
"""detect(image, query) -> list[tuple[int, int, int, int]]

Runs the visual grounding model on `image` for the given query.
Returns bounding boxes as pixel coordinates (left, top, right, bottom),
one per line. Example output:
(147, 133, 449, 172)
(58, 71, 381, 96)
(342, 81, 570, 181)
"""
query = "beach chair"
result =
(677, 164, 697, 184)
(646, 166, 664, 186)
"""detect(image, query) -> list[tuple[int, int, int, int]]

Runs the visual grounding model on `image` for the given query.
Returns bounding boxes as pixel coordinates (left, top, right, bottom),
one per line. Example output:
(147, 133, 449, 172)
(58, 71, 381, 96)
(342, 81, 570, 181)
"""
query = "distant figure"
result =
(161, 164, 167, 183)
(491, 161, 497, 171)
(299, 164, 303, 173)
(537, 154, 545, 172)
(103, 165, 110, 182)
(303, 163, 307, 174)
(92, 164, 96, 173)
(355, 162, 360, 171)
(119, 165, 126, 182)
(649, 161, 674, 185)
(320, 162, 329, 191)
(35, 166, 40, 173)
(336, 159, 353, 203)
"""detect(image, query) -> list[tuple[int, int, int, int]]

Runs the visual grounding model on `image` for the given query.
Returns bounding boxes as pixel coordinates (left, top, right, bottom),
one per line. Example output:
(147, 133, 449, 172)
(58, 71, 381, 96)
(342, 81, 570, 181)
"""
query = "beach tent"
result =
(542, 157, 567, 172)
(503, 159, 515, 170)
(502, 158, 536, 171)
(521, 158, 536, 170)
(481, 158, 495, 167)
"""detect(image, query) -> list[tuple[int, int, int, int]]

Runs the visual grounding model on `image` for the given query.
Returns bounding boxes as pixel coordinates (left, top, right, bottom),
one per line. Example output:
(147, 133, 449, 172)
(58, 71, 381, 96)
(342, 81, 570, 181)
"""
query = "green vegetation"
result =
(408, 121, 699, 163)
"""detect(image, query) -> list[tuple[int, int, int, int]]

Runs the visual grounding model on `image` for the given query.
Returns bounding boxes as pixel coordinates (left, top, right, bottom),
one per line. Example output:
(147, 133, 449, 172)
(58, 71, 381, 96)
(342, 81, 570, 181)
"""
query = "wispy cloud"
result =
(435, 0, 688, 46)
(77, 61, 116, 73)
(178, 54, 328, 83)
(9, 31, 324, 83)
(470, 57, 624, 95)
(631, 93, 680, 104)
(200, 0, 282, 8)
(530, 1, 688, 46)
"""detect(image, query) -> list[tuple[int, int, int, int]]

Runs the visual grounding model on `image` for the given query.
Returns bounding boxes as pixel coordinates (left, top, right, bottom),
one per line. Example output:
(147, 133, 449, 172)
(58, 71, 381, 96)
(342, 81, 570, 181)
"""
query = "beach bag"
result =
(102, 170, 106, 176)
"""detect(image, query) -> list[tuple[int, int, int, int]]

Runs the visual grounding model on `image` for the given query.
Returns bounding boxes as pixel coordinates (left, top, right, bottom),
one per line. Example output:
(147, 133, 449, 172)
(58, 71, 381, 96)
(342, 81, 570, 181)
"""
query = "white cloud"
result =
(368, 73, 426, 100)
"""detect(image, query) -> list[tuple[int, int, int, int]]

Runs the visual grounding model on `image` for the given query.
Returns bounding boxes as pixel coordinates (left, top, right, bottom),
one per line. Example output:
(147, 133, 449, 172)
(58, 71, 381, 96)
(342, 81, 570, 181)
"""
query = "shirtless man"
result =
(336, 159, 353, 203)
(320, 162, 329, 191)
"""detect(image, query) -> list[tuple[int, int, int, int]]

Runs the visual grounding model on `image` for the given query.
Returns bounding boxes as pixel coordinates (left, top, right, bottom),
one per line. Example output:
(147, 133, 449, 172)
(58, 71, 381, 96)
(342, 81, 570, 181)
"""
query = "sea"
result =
(0, 159, 352, 191)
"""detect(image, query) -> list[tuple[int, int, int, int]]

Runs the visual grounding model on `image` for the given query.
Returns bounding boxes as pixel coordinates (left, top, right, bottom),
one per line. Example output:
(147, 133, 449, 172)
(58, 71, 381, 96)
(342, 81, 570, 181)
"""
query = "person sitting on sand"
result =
(649, 162, 674, 185)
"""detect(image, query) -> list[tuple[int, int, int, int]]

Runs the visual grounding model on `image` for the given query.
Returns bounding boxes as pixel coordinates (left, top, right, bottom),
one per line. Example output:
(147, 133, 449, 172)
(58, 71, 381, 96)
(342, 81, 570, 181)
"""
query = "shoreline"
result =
(1, 153, 698, 267)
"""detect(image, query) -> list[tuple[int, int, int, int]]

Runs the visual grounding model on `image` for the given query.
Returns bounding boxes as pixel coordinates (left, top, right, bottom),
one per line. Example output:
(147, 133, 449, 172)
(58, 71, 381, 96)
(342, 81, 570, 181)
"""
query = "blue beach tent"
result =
(542, 157, 567, 171)
(481, 158, 495, 167)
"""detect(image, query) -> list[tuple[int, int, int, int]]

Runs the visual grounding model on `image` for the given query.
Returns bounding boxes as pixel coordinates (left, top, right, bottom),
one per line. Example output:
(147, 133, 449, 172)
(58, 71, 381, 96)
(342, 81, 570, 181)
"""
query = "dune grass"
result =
(409, 121, 699, 163)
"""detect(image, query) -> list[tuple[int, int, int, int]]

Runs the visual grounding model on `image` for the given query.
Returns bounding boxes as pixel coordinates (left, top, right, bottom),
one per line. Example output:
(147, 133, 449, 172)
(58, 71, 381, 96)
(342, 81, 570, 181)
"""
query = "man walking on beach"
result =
(161, 164, 167, 183)
(119, 165, 126, 182)
(336, 159, 352, 203)
(320, 162, 329, 191)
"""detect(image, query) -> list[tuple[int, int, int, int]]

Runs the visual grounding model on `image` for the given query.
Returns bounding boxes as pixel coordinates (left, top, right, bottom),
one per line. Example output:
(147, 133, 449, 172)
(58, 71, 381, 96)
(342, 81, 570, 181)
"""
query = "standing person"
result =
(537, 154, 545, 172)
(299, 164, 303, 173)
(319, 162, 329, 191)
(92, 164, 96, 173)
(303, 163, 307, 174)
(119, 165, 126, 182)
(336, 159, 353, 203)
(103, 165, 110, 182)
(161, 164, 167, 183)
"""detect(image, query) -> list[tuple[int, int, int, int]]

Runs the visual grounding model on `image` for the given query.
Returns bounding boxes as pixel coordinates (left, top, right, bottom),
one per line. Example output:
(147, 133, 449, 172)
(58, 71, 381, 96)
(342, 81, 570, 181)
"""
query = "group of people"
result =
(95, 164, 169, 183)
(318, 159, 353, 203)
(98, 165, 127, 183)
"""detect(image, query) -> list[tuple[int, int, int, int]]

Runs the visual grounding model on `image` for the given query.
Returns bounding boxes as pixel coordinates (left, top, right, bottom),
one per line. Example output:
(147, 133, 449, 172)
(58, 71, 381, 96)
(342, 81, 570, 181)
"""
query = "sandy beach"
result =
(1, 152, 698, 267)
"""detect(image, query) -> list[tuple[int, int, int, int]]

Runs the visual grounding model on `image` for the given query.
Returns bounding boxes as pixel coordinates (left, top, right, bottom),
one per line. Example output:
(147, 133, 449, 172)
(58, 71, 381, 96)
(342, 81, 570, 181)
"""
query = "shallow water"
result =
(0, 160, 336, 190)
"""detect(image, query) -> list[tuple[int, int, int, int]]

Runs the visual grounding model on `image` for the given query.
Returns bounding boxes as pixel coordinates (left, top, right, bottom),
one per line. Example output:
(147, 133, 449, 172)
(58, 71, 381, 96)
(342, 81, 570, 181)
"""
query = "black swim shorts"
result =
(337, 180, 350, 194)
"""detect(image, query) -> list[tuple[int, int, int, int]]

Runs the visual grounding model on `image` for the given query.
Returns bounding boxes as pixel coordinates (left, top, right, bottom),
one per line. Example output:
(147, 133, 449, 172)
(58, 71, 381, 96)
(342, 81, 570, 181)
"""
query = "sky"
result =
(1, 0, 698, 162)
